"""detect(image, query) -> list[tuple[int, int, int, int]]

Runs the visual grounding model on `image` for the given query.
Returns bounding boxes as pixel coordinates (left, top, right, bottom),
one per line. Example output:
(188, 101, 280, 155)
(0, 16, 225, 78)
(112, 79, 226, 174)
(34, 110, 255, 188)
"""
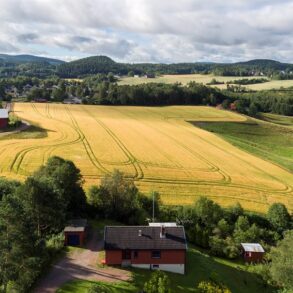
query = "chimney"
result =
(160, 225, 166, 238)
(138, 229, 142, 237)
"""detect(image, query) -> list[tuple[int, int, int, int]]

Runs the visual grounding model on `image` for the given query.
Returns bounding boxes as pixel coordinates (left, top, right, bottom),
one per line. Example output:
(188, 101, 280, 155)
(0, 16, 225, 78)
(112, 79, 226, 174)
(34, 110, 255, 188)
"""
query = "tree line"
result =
(1, 74, 293, 117)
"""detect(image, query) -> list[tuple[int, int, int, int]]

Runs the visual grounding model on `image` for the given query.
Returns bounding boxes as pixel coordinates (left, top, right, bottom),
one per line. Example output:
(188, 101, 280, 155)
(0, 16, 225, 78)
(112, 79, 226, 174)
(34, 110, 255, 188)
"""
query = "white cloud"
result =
(0, 0, 292, 62)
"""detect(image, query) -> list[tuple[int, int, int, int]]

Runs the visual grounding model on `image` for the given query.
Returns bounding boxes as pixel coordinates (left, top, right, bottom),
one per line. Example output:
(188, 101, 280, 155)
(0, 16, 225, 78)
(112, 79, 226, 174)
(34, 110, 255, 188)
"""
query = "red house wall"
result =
(106, 250, 122, 264)
(64, 231, 86, 246)
(0, 118, 8, 129)
(105, 249, 186, 265)
(243, 251, 264, 263)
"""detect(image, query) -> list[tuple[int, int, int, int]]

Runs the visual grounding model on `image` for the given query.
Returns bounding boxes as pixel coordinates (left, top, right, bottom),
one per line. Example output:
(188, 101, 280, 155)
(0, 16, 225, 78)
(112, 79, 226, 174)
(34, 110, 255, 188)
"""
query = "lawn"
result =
(57, 247, 273, 293)
(118, 74, 293, 90)
(57, 280, 136, 293)
(1, 103, 292, 212)
(195, 117, 293, 173)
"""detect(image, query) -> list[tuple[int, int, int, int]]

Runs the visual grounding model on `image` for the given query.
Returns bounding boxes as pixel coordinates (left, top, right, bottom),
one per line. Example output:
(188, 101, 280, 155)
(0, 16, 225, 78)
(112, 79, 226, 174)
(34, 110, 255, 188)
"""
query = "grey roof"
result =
(0, 109, 8, 119)
(64, 219, 87, 232)
(104, 226, 187, 250)
(241, 243, 265, 253)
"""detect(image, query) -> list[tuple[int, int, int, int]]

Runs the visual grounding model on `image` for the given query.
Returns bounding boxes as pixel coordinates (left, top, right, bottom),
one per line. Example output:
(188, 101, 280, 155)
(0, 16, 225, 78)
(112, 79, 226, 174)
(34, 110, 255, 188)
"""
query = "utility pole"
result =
(152, 191, 155, 223)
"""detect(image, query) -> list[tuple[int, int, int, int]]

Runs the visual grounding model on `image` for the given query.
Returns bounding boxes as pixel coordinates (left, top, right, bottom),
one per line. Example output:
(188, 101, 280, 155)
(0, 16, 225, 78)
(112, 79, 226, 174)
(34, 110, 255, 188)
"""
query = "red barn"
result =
(0, 109, 8, 129)
(64, 219, 87, 246)
(104, 224, 187, 274)
(241, 243, 265, 263)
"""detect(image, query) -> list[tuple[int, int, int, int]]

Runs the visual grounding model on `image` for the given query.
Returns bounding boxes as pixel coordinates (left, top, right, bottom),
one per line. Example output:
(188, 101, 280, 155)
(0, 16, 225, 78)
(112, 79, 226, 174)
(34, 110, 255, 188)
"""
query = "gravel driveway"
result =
(34, 229, 130, 293)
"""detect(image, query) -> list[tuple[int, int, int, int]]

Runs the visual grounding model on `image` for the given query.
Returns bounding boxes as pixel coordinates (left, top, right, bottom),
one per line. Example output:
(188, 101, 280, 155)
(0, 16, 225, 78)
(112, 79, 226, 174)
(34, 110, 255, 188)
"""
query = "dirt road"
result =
(34, 229, 130, 293)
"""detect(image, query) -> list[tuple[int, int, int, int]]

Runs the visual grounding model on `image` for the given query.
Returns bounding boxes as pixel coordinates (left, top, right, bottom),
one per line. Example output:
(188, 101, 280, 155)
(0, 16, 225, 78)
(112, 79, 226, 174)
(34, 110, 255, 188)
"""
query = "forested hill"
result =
(57, 55, 293, 78)
(57, 55, 129, 77)
(1, 53, 293, 78)
(0, 54, 64, 65)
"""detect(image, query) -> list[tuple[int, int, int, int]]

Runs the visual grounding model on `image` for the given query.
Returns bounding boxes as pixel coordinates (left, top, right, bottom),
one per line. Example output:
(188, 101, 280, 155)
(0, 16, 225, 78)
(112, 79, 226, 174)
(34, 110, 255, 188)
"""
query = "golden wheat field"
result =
(119, 74, 293, 90)
(1, 103, 293, 212)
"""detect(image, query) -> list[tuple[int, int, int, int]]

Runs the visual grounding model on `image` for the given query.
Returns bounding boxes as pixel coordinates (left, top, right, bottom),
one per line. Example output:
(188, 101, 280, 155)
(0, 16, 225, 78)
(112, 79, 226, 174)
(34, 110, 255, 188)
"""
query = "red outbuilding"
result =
(241, 243, 265, 263)
(104, 223, 187, 274)
(0, 109, 8, 129)
(64, 219, 87, 246)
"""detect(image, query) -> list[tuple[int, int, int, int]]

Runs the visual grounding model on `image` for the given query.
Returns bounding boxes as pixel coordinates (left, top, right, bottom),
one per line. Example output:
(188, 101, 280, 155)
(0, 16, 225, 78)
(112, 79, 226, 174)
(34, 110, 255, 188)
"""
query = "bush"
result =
(143, 271, 171, 293)
(88, 283, 110, 293)
(8, 114, 21, 128)
(197, 280, 231, 293)
(46, 233, 64, 257)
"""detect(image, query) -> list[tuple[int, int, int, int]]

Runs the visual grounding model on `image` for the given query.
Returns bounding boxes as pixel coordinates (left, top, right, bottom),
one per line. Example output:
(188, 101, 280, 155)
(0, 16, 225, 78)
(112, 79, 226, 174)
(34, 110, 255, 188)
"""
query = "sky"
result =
(0, 0, 292, 63)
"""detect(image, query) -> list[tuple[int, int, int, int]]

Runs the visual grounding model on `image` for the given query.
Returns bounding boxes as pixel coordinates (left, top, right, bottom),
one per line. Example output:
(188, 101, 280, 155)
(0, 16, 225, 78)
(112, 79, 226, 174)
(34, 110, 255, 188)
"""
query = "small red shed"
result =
(0, 109, 8, 129)
(241, 243, 265, 263)
(64, 219, 87, 246)
(104, 224, 187, 274)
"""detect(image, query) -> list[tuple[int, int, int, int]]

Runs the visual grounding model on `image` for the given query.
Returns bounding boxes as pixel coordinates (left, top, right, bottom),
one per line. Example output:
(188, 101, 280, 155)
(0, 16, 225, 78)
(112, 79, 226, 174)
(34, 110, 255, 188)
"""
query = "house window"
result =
(152, 250, 161, 259)
(133, 251, 138, 259)
(152, 264, 160, 270)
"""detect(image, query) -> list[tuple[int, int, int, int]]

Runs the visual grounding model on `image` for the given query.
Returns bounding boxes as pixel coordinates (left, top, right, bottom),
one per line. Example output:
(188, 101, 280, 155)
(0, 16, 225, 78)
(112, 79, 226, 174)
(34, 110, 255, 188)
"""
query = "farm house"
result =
(64, 219, 88, 246)
(104, 223, 187, 274)
(241, 243, 265, 262)
(0, 109, 8, 129)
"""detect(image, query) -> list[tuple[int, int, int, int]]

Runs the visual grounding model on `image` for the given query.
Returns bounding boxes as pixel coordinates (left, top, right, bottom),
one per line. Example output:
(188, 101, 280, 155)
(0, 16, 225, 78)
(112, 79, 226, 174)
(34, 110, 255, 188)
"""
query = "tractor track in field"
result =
(111, 107, 293, 197)
(112, 107, 218, 178)
(64, 106, 109, 174)
(160, 114, 292, 195)
(81, 106, 144, 180)
(3, 104, 292, 208)
(9, 104, 83, 175)
(112, 107, 229, 183)
(185, 120, 293, 195)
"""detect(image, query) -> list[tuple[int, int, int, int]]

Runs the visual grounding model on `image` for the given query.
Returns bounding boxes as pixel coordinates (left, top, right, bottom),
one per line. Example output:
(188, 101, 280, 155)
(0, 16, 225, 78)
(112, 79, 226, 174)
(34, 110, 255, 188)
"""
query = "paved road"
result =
(34, 229, 130, 293)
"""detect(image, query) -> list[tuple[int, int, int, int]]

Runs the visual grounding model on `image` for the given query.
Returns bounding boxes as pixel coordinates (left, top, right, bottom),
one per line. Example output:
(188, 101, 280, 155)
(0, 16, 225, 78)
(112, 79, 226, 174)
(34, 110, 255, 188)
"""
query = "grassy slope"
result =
(118, 74, 293, 90)
(57, 247, 273, 293)
(260, 113, 293, 127)
(194, 116, 293, 173)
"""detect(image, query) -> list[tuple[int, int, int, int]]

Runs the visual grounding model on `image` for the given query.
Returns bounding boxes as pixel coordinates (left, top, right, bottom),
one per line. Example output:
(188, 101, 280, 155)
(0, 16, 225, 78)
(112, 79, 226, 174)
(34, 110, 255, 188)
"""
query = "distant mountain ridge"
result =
(57, 55, 293, 77)
(0, 54, 65, 65)
(1, 53, 293, 78)
(234, 59, 283, 66)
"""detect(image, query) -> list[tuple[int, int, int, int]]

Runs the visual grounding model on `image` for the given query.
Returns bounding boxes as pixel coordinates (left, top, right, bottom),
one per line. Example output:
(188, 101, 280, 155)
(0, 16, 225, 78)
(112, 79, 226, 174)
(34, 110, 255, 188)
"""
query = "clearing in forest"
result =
(1, 103, 292, 212)
(118, 74, 293, 90)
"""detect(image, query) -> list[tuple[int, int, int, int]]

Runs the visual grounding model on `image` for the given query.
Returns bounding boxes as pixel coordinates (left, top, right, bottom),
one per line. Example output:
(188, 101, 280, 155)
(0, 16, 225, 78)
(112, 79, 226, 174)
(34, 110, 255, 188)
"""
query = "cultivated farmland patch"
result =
(1, 103, 292, 212)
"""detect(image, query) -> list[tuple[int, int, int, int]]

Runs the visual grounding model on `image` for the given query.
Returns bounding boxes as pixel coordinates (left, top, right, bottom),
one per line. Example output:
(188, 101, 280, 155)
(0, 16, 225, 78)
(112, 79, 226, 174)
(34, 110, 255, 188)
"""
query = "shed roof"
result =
(0, 109, 8, 119)
(241, 243, 265, 253)
(104, 226, 187, 250)
(64, 219, 87, 232)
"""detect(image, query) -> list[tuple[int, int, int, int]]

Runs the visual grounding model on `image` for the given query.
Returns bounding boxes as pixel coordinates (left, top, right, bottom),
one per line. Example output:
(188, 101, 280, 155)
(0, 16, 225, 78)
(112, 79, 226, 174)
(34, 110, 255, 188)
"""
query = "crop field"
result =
(118, 74, 293, 90)
(1, 103, 293, 212)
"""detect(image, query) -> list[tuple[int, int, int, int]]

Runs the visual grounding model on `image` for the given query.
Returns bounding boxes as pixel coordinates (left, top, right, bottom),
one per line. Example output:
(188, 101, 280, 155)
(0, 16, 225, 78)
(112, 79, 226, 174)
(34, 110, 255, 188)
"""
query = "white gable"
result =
(0, 109, 8, 119)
